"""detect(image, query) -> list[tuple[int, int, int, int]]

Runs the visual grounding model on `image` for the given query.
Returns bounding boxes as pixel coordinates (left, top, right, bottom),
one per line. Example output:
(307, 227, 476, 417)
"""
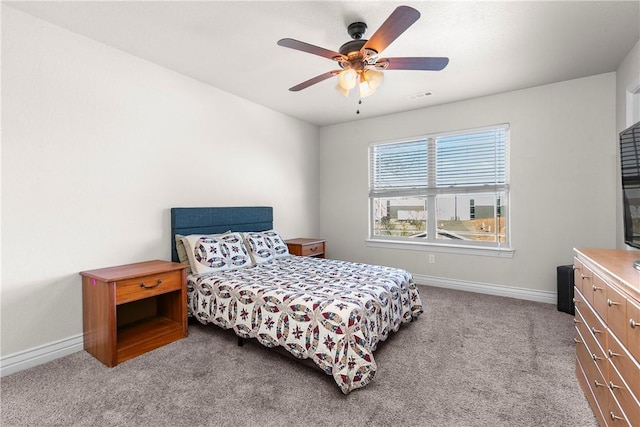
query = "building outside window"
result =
(369, 124, 510, 251)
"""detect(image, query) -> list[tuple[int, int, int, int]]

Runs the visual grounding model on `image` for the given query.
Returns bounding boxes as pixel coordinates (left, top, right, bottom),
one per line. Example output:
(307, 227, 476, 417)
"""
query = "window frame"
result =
(367, 124, 514, 258)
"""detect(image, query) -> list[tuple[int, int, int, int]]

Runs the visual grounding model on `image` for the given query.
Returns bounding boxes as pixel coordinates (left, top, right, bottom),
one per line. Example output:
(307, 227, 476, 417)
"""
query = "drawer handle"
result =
(581, 274, 587, 279)
(608, 349, 621, 358)
(592, 284, 603, 292)
(609, 381, 622, 390)
(591, 353, 604, 361)
(140, 279, 162, 289)
(631, 319, 638, 329)
(591, 326, 602, 335)
(607, 299, 621, 307)
(594, 380, 607, 388)
(573, 337, 581, 344)
(610, 412, 624, 421)
(310, 246, 317, 252)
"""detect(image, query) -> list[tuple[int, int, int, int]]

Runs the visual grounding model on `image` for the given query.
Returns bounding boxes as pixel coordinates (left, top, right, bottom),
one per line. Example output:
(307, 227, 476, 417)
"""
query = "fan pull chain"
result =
(356, 99, 362, 115)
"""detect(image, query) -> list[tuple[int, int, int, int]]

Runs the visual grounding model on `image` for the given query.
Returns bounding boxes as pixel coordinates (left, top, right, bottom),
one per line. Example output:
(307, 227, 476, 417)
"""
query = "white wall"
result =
(1, 7, 320, 357)
(615, 39, 640, 249)
(319, 73, 617, 296)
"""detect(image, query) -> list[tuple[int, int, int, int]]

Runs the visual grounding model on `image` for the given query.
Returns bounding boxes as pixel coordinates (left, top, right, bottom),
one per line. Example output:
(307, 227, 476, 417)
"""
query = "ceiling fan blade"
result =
(380, 57, 449, 71)
(362, 6, 420, 54)
(288, 71, 339, 92)
(277, 38, 345, 61)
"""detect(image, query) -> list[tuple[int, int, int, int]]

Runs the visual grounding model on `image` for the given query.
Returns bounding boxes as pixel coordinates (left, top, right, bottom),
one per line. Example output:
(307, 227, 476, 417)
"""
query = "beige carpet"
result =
(1, 285, 597, 426)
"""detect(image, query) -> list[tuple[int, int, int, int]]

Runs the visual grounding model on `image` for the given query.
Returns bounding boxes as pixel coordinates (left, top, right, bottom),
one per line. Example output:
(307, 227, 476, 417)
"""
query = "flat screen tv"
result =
(620, 121, 640, 249)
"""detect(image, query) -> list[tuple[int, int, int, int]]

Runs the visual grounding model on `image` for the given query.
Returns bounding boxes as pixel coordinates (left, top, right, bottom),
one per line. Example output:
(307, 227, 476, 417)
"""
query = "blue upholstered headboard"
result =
(170, 206, 273, 262)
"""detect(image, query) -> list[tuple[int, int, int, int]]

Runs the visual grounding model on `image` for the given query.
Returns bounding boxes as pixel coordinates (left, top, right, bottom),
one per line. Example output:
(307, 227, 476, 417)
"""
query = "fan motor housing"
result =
(339, 39, 367, 56)
(347, 22, 367, 39)
(340, 22, 378, 60)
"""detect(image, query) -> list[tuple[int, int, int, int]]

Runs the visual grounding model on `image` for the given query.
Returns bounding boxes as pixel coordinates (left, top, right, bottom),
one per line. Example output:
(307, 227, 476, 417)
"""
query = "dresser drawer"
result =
(608, 332, 640, 400)
(607, 284, 629, 346)
(591, 273, 608, 321)
(577, 354, 608, 427)
(608, 360, 640, 426)
(608, 387, 633, 426)
(576, 327, 610, 412)
(575, 289, 608, 353)
(116, 270, 183, 304)
(576, 308, 608, 379)
(573, 287, 587, 314)
(575, 258, 593, 303)
(629, 298, 640, 362)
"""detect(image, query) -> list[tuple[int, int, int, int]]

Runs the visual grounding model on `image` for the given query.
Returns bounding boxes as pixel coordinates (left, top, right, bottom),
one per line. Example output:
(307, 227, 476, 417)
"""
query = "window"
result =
(369, 124, 510, 252)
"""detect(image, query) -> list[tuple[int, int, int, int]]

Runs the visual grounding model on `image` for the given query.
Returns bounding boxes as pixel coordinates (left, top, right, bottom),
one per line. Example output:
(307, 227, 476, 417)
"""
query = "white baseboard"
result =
(0, 333, 84, 377)
(413, 273, 557, 304)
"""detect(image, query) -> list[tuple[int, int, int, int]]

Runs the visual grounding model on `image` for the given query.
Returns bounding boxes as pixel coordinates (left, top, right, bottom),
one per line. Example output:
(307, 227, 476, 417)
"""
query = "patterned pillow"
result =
(243, 230, 290, 264)
(176, 231, 233, 273)
(181, 232, 252, 274)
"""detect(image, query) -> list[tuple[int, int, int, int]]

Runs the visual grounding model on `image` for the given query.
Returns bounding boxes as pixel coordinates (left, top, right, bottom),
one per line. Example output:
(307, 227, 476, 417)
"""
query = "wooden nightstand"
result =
(80, 260, 188, 367)
(286, 238, 326, 258)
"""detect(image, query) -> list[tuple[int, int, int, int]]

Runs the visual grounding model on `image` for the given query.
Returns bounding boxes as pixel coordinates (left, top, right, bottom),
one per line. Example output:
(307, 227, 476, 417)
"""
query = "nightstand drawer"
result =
(116, 270, 183, 304)
(301, 243, 324, 257)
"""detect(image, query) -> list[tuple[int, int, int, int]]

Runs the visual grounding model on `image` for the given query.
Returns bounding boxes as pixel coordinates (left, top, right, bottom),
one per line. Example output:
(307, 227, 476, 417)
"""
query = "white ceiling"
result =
(6, 1, 640, 127)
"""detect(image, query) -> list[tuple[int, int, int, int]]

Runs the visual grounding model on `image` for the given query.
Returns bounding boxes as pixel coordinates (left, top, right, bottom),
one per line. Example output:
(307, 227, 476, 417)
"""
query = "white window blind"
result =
(436, 127, 508, 191)
(370, 140, 427, 196)
(370, 126, 508, 196)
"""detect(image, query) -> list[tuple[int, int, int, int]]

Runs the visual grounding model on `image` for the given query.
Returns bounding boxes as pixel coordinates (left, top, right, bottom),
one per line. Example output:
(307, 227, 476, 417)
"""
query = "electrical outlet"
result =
(428, 254, 435, 264)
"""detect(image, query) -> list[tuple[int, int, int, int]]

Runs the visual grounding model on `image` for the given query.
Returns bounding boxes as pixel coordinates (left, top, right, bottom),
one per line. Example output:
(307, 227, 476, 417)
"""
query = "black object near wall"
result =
(557, 265, 575, 315)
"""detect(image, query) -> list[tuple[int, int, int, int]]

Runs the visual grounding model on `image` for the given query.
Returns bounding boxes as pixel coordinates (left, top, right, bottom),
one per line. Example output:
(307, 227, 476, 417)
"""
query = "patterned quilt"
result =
(187, 255, 423, 394)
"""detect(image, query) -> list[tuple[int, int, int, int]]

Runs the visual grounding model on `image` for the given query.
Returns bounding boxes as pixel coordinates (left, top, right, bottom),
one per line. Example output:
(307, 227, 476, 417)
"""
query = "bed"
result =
(171, 206, 423, 394)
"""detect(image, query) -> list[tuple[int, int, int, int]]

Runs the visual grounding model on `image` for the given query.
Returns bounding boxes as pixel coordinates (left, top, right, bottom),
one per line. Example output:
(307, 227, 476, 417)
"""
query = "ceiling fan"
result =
(277, 5, 449, 99)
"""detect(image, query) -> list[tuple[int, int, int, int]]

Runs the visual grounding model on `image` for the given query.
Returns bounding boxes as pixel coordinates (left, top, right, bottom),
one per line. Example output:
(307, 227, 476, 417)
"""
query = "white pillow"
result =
(243, 230, 290, 264)
(174, 234, 192, 274)
(182, 232, 252, 274)
(174, 234, 190, 264)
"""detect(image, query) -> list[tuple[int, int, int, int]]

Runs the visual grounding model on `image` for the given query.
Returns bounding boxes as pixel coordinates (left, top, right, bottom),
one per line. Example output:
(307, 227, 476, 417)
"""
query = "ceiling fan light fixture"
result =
(356, 69, 384, 98)
(338, 68, 358, 90)
(336, 84, 350, 97)
(363, 69, 384, 90)
(358, 75, 373, 98)
(358, 80, 374, 98)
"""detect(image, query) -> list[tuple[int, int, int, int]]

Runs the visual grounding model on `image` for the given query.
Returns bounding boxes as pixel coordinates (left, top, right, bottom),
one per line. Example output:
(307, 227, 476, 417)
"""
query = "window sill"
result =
(365, 239, 515, 258)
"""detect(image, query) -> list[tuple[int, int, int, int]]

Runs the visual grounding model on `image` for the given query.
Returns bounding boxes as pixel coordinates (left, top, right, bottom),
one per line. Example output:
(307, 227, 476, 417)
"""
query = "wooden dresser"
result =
(573, 248, 640, 426)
